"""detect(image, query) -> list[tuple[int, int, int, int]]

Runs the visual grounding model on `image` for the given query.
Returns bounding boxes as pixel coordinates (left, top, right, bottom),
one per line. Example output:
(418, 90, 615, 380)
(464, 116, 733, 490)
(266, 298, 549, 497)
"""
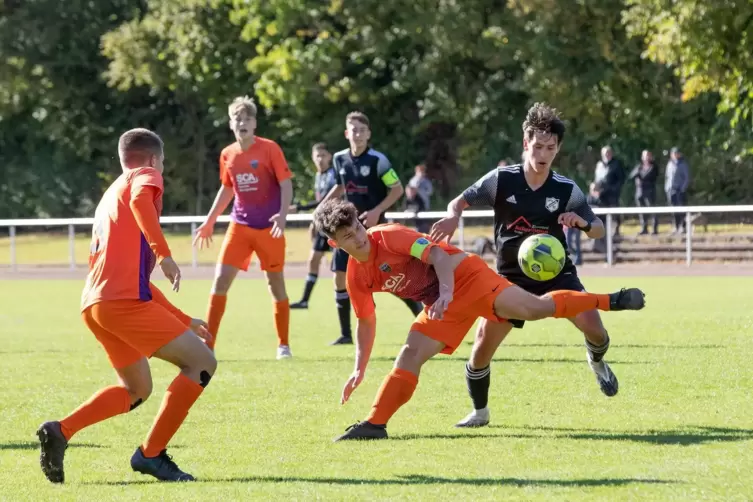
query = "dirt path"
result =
(0, 261, 750, 280)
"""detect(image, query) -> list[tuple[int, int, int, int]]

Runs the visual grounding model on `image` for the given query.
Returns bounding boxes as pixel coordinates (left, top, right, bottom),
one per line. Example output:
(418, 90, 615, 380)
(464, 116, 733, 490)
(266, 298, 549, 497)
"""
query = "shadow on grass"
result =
(0, 441, 105, 451)
(86, 474, 676, 487)
(468, 424, 753, 446)
(427, 356, 655, 365)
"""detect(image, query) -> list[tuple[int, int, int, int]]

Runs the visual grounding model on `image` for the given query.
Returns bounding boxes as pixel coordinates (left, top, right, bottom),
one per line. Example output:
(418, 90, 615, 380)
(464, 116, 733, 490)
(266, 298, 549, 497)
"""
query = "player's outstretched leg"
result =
(456, 319, 512, 428)
(131, 331, 217, 482)
(570, 311, 618, 397)
(334, 331, 444, 441)
(37, 356, 151, 484)
(493, 287, 645, 324)
(265, 270, 292, 359)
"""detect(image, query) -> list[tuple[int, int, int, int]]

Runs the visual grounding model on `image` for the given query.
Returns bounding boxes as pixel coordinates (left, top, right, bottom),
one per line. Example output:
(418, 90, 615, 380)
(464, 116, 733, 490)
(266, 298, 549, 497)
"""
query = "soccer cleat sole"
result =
(37, 423, 65, 484)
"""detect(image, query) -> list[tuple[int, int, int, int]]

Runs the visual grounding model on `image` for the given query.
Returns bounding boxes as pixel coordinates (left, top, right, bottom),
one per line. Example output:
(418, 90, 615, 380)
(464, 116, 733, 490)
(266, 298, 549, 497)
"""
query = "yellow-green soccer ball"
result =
(517, 234, 566, 281)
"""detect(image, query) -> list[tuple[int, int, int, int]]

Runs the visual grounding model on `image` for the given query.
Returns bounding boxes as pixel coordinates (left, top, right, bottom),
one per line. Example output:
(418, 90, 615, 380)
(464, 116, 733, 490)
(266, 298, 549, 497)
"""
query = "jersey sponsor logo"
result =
(236, 172, 259, 192)
(360, 165, 371, 177)
(344, 181, 369, 194)
(506, 215, 549, 235)
(545, 197, 559, 212)
(506, 195, 517, 204)
(382, 273, 411, 293)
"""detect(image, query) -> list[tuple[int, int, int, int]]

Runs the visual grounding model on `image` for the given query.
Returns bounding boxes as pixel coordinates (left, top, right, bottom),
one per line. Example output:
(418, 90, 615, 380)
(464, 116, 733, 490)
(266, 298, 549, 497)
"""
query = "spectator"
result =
(590, 145, 626, 237)
(628, 149, 659, 235)
(403, 185, 431, 234)
(665, 146, 691, 234)
(564, 224, 583, 265)
(408, 164, 433, 210)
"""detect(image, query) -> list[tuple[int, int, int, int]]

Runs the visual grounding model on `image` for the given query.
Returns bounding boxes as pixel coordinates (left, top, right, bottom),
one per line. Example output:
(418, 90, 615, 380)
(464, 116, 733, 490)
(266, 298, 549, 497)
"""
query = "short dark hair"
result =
(313, 199, 359, 237)
(118, 128, 163, 166)
(522, 103, 565, 144)
(346, 111, 370, 128)
(312, 142, 328, 152)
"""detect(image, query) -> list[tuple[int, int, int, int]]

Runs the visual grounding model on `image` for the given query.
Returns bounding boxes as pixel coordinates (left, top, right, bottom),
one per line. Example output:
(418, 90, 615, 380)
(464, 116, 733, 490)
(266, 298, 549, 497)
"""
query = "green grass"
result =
(1, 276, 752, 500)
(1, 221, 753, 266)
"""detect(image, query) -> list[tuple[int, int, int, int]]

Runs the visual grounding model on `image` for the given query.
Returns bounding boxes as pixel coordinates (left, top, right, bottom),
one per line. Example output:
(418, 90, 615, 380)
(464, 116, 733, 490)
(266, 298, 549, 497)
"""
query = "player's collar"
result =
(520, 165, 554, 191)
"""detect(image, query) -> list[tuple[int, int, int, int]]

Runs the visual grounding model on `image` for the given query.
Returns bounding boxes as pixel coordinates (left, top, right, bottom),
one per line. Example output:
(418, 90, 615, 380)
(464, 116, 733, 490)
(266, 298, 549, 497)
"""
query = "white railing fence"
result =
(0, 205, 751, 270)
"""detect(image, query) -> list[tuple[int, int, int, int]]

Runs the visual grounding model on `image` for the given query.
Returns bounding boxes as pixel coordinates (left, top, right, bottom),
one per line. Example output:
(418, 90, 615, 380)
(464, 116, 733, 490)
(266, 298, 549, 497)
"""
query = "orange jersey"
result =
(346, 224, 464, 319)
(220, 137, 292, 229)
(81, 167, 170, 311)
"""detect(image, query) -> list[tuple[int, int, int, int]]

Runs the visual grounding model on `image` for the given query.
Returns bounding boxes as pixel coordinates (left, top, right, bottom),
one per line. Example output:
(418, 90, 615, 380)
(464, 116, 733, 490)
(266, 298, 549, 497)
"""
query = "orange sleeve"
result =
(270, 142, 293, 182)
(130, 185, 171, 262)
(149, 283, 191, 326)
(346, 264, 376, 319)
(220, 152, 233, 187)
(378, 226, 436, 263)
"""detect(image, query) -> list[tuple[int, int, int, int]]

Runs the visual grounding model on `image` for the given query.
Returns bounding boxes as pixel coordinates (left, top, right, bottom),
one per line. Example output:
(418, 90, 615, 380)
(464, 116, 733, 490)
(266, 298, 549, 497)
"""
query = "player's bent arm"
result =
(354, 314, 377, 373)
(319, 184, 345, 206)
(584, 216, 606, 239)
(447, 195, 470, 218)
(427, 247, 461, 295)
(204, 185, 234, 225)
(130, 187, 172, 262)
(149, 283, 192, 325)
(278, 178, 293, 217)
(373, 182, 404, 216)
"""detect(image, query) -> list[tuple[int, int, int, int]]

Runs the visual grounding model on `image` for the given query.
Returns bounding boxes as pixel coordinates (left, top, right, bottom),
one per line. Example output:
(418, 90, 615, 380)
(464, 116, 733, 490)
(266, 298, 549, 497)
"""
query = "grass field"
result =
(1, 276, 752, 501)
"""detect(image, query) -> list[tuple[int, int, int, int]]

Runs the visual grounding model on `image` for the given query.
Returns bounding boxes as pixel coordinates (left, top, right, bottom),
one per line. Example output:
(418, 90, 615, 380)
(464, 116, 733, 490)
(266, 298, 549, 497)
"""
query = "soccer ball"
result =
(517, 234, 566, 281)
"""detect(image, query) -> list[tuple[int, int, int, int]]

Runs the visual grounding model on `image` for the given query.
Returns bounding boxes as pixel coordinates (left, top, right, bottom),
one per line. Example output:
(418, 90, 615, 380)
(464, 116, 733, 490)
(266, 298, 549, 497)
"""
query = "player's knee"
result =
(125, 381, 152, 406)
(520, 299, 552, 321)
(212, 275, 233, 295)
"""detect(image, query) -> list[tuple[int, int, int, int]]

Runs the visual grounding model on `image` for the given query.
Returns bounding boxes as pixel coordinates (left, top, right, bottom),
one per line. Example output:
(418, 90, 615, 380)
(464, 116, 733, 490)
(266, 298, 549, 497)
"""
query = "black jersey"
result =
(296, 167, 337, 211)
(461, 164, 596, 281)
(333, 148, 400, 214)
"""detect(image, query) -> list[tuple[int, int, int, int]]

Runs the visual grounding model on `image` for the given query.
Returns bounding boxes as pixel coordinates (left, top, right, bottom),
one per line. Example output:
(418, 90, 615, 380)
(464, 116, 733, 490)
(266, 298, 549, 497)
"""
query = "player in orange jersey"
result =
(193, 96, 294, 360)
(37, 129, 217, 483)
(311, 199, 646, 441)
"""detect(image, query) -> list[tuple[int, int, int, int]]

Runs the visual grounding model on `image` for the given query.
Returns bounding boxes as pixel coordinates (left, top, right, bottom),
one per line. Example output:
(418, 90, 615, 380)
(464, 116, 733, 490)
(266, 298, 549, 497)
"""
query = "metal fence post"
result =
(68, 224, 76, 270)
(10, 226, 17, 271)
(606, 213, 614, 267)
(190, 222, 198, 269)
(685, 212, 692, 266)
(458, 215, 465, 251)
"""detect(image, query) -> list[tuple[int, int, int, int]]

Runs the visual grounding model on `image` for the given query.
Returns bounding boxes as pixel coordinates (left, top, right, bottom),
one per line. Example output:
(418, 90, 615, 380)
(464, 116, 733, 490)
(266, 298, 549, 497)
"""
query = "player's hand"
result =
(160, 257, 181, 292)
(269, 213, 287, 238)
(359, 210, 381, 228)
(189, 318, 213, 344)
(193, 221, 214, 249)
(558, 212, 587, 229)
(341, 370, 365, 404)
(430, 215, 459, 243)
(428, 287, 453, 320)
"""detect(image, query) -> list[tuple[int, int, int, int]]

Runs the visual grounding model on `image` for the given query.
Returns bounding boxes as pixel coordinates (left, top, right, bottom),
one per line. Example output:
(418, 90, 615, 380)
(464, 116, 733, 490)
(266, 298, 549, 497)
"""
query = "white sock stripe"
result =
(335, 291, 350, 301)
(466, 366, 491, 379)
(586, 340, 610, 353)
(306, 274, 318, 282)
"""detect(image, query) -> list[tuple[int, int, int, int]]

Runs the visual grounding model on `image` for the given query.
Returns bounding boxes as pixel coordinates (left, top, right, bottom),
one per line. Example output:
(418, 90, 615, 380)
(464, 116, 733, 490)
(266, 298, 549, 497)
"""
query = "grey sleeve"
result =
(566, 184, 597, 223)
(375, 152, 392, 177)
(461, 169, 498, 207)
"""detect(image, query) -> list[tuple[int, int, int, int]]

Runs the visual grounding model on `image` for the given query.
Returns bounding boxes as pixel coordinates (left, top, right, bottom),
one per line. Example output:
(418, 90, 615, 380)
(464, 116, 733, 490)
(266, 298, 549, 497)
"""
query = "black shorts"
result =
(331, 248, 350, 273)
(506, 271, 585, 329)
(312, 233, 331, 253)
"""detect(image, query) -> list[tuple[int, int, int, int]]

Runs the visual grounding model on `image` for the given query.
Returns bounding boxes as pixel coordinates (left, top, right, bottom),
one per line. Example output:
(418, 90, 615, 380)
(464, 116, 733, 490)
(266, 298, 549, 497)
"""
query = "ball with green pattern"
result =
(517, 234, 567, 281)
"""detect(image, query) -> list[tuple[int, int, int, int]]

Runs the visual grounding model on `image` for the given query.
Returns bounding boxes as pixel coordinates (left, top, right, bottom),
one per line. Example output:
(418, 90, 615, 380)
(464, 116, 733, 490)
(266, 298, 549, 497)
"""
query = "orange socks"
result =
(141, 373, 204, 458)
(366, 368, 419, 425)
(206, 294, 227, 350)
(59, 385, 132, 441)
(549, 290, 610, 318)
(274, 299, 290, 346)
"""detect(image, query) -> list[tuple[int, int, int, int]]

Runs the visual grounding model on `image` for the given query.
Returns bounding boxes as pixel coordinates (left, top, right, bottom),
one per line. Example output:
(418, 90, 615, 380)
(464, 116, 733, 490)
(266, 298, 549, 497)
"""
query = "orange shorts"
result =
(82, 299, 188, 369)
(218, 221, 285, 272)
(410, 254, 513, 354)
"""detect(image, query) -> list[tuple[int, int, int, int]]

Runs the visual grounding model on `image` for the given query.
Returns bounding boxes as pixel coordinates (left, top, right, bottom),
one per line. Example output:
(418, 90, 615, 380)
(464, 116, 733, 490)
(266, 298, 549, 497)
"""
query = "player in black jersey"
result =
(290, 143, 338, 309)
(432, 103, 624, 428)
(319, 112, 424, 345)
